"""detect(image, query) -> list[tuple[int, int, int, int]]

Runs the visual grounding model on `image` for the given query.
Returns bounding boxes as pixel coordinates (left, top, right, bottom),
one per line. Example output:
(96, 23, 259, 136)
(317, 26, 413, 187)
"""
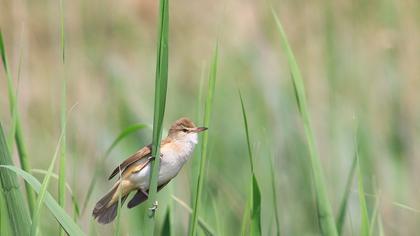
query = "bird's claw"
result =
(149, 201, 158, 212)
(148, 154, 163, 161)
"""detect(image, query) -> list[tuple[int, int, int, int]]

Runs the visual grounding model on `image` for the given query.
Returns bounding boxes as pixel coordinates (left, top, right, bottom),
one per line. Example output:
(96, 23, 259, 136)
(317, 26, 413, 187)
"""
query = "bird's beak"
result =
(193, 127, 208, 133)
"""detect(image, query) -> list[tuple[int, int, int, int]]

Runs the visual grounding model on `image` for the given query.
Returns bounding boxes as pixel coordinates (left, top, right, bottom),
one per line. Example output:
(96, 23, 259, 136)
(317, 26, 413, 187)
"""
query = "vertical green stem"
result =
(143, 0, 169, 234)
(58, 0, 67, 234)
(0, 30, 36, 216)
(0, 123, 31, 236)
(189, 43, 218, 236)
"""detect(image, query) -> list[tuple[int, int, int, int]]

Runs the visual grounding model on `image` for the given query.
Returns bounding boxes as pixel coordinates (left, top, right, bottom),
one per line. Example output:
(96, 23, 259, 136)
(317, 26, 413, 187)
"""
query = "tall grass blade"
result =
(1, 193, 12, 236)
(144, 0, 169, 234)
(357, 156, 370, 236)
(58, 0, 67, 234)
(161, 209, 171, 236)
(210, 197, 221, 236)
(378, 215, 385, 236)
(269, 154, 281, 236)
(336, 153, 357, 235)
(0, 165, 85, 235)
(31, 130, 65, 236)
(239, 92, 261, 236)
(0, 29, 36, 216)
(7, 36, 22, 153)
(241, 197, 251, 236)
(0, 123, 31, 235)
(189, 41, 219, 236)
(190, 64, 206, 205)
(251, 176, 262, 235)
(81, 123, 148, 213)
(369, 192, 380, 236)
(271, 9, 338, 236)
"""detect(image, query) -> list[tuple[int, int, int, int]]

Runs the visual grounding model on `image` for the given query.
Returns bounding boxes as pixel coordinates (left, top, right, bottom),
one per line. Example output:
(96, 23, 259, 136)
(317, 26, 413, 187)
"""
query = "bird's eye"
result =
(182, 128, 188, 133)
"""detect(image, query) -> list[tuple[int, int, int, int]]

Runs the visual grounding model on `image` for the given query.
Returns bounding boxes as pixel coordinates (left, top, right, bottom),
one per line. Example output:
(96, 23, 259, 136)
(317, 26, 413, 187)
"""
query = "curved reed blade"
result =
(271, 8, 338, 236)
(239, 92, 262, 236)
(0, 165, 85, 236)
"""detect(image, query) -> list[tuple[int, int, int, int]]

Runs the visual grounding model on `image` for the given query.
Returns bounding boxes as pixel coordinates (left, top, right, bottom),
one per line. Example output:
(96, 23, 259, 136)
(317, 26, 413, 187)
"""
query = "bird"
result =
(92, 117, 207, 224)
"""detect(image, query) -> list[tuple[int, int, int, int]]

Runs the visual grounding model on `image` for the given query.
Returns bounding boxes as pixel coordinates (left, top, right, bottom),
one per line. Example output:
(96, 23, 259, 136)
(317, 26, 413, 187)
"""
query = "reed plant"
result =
(143, 0, 169, 234)
(272, 8, 338, 236)
(189, 42, 219, 236)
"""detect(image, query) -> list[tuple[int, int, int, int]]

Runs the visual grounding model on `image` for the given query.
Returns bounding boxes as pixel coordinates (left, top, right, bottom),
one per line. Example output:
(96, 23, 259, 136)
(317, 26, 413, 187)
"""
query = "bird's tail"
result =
(92, 182, 128, 224)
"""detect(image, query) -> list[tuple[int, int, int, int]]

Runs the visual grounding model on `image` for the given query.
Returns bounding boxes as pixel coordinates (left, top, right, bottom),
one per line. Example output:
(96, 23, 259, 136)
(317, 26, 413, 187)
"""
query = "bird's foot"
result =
(148, 153, 163, 161)
(149, 201, 158, 212)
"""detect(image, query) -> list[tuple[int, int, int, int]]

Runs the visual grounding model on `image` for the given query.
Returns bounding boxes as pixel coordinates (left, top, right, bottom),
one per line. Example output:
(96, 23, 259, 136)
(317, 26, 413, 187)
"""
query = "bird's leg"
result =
(140, 189, 149, 197)
(146, 154, 162, 213)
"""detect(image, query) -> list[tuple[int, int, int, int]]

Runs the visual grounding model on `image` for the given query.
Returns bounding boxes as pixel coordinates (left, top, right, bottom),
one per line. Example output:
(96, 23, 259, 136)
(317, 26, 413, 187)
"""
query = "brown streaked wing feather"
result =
(108, 145, 152, 180)
(107, 138, 172, 180)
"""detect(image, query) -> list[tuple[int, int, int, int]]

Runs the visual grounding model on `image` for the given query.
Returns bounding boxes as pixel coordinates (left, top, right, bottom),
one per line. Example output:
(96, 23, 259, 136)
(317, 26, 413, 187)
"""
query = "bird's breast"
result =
(129, 141, 196, 190)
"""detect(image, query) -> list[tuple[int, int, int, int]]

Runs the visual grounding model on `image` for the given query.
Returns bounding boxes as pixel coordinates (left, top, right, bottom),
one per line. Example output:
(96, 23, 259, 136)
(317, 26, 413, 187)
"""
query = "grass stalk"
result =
(30, 128, 66, 236)
(7, 32, 23, 153)
(190, 63, 206, 205)
(336, 153, 357, 235)
(161, 208, 171, 236)
(271, 9, 338, 236)
(189, 42, 219, 236)
(369, 192, 381, 236)
(1, 191, 12, 235)
(0, 123, 31, 235)
(0, 29, 36, 216)
(357, 155, 370, 236)
(239, 92, 262, 236)
(0, 165, 85, 235)
(241, 197, 251, 236)
(269, 153, 281, 236)
(143, 0, 169, 234)
(58, 0, 67, 235)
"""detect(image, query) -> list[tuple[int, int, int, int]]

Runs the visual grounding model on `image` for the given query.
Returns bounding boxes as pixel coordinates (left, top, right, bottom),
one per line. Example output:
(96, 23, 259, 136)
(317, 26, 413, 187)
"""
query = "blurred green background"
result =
(1, 0, 420, 235)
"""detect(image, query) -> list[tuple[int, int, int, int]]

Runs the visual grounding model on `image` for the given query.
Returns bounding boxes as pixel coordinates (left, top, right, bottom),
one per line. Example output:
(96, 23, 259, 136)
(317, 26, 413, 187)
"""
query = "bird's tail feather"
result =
(92, 183, 128, 224)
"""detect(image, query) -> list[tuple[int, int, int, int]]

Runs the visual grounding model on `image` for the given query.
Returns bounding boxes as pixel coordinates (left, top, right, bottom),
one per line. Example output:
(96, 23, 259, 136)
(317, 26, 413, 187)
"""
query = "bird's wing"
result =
(108, 144, 152, 180)
(108, 138, 172, 180)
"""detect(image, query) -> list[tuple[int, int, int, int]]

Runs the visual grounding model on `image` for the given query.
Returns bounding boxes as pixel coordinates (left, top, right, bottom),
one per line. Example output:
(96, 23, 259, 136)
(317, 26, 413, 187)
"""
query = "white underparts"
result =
(130, 133, 198, 190)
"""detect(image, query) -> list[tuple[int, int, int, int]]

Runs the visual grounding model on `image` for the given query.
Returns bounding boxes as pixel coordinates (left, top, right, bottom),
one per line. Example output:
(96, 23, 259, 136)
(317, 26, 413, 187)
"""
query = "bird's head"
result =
(168, 117, 207, 144)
